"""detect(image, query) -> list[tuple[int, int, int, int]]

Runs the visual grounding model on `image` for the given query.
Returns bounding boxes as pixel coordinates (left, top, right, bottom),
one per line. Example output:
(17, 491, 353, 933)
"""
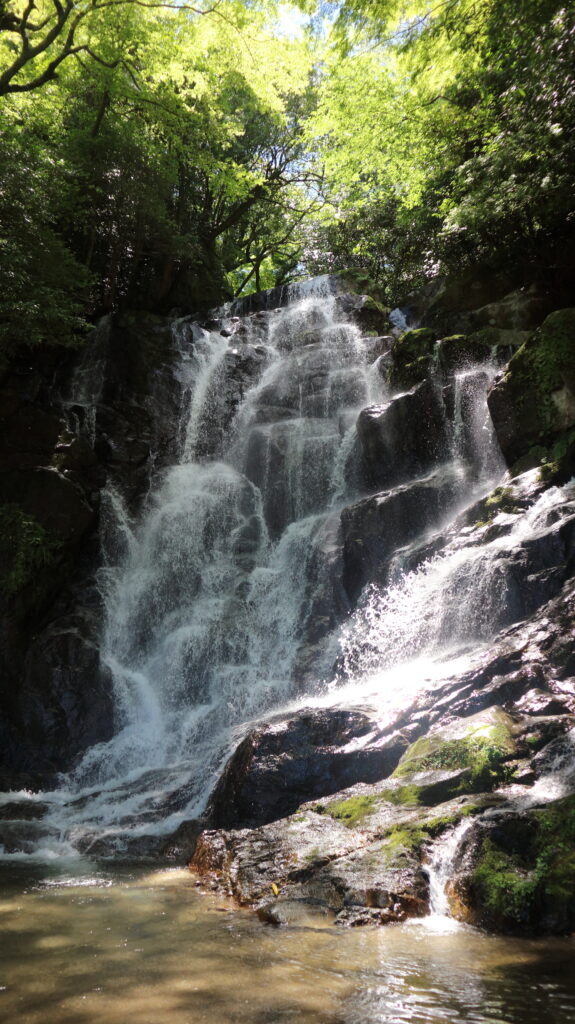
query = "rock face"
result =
(207, 708, 413, 830)
(185, 302, 575, 933)
(191, 577, 575, 933)
(0, 311, 191, 779)
(356, 380, 450, 492)
(341, 467, 460, 602)
(449, 796, 575, 935)
(488, 308, 575, 470)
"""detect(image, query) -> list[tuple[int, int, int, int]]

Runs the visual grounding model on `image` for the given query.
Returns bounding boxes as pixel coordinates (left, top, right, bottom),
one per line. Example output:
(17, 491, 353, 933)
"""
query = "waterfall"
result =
(0, 279, 522, 861)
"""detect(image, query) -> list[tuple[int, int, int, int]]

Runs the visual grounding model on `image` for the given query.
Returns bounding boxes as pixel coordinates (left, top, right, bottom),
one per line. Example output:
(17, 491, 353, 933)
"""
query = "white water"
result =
(423, 819, 474, 932)
(3, 279, 571, 868)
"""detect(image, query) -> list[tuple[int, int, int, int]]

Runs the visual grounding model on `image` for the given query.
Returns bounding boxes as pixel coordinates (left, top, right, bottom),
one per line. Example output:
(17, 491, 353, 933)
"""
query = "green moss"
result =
(0, 503, 62, 599)
(472, 796, 575, 931)
(473, 840, 539, 922)
(378, 819, 423, 860)
(323, 794, 378, 827)
(504, 308, 575, 445)
(390, 354, 432, 390)
(393, 712, 515, 794)
(380, 784, 423, 807)
(396, 327, 436, 360)
(474, 486, 519, 526)
(438, 333, 492, 372)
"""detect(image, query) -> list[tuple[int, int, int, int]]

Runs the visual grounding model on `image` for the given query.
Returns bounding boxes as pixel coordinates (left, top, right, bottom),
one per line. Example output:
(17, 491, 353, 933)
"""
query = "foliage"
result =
(0, 503, 62, 597)
(302, 0, 575, 301)
(0, 0, 320, 353)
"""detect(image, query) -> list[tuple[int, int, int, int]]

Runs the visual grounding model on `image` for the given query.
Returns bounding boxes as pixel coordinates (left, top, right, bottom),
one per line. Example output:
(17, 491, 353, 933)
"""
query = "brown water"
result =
(1, 866, 574, 1024)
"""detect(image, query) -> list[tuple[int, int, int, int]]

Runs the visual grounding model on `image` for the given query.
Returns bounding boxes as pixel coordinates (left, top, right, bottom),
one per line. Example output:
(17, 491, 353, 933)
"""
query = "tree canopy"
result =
(304, 0, 575, 299)
(1, 0, 574, 354)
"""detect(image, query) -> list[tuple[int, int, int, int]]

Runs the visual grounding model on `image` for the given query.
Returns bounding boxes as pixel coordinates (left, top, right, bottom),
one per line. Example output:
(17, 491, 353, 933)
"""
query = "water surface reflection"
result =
(0, 867, 574, 1023)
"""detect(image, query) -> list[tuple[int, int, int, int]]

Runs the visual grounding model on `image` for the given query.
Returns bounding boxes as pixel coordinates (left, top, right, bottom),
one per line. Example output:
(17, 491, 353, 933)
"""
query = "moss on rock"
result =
(387, 327, 438, 390)
(467, 796, 575, 934)
(437, 334, 491, 372)
(0, 502, 62, 601)
(392, 708, 516, 794)
(488, 308, 575, 464)
(322, 794, 378, 827)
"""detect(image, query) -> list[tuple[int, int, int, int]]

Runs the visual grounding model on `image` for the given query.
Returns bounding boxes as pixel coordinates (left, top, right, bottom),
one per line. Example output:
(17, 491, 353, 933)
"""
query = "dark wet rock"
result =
(95, 311, 186, 501)
(448, 796, 575, 935)
(341, 467, 460, 603)
(424, 278, 552, 336)
(488, 308, 575, 466)
(160, 819, 206, 863)
(0, 403, 64, 470)
(343, 295, 391, 336)
(0, 820, 62, 854)
(388, 327, 437, 390)
(356, 380, 450, 491)
(437, 334, 490, 373)
(16, 615, 114, 773)
(207, 707, 413, 830)
(195, 344, 268, 459)
(0, 800, 49, 820)
(0, 467, 95, 544)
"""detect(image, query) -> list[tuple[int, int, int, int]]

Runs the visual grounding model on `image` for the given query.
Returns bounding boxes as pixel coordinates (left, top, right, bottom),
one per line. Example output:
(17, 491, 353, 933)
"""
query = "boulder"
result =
(448, 797, 575, 935)
(356, 380, 450, 491)
(15, 615, 114, 773)
(206, 707, 413, 830)
(488, 308, 575, 465)
(388, 327, 437, 390)
(341, 467, 460, 602)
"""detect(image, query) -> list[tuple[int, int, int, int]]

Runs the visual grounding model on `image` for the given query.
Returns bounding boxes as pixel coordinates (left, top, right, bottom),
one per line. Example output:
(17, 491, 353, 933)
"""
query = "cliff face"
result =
(1, 273, 575, 936)
(0, 312, 187, 782)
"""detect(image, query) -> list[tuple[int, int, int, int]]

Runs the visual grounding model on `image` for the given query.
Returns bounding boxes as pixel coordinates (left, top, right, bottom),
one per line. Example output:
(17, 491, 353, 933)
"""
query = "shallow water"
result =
(1, 867, 574, 1024)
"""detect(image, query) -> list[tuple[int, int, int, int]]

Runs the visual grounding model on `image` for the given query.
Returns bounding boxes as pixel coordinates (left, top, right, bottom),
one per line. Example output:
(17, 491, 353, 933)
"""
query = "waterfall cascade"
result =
(2, 277, 573, 892)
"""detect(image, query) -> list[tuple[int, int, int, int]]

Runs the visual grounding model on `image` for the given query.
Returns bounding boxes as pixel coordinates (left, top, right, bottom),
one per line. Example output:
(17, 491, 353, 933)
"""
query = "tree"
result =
(303, 0, 575, 299)
(0, 0, 319, 353)
(0, 0, 221, 97)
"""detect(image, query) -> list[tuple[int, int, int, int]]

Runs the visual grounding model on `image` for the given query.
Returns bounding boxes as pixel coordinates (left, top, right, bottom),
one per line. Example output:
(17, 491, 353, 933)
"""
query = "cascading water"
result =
(3, 278, 571, 871)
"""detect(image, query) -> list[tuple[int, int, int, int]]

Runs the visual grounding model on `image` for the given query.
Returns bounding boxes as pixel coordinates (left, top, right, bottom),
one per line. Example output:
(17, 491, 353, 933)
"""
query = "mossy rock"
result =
(437, 334, 491, 373)
(322, 794, 378, 828)
(487, 308, 575, 464)
(467, 327, 531, 351)
(458, 795, 575, 934)
(394, 327, 437, 361)
(389, 353, 434, 391)
(0, 502, 63, 609)
(392, 708, 517, 795)
(473, 484, 520, 526)
(389, 327, 437, 390)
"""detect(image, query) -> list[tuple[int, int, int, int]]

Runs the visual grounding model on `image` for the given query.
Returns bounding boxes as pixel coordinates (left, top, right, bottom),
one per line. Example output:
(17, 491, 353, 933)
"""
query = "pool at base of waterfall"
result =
(0, 866, 574, 1024)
